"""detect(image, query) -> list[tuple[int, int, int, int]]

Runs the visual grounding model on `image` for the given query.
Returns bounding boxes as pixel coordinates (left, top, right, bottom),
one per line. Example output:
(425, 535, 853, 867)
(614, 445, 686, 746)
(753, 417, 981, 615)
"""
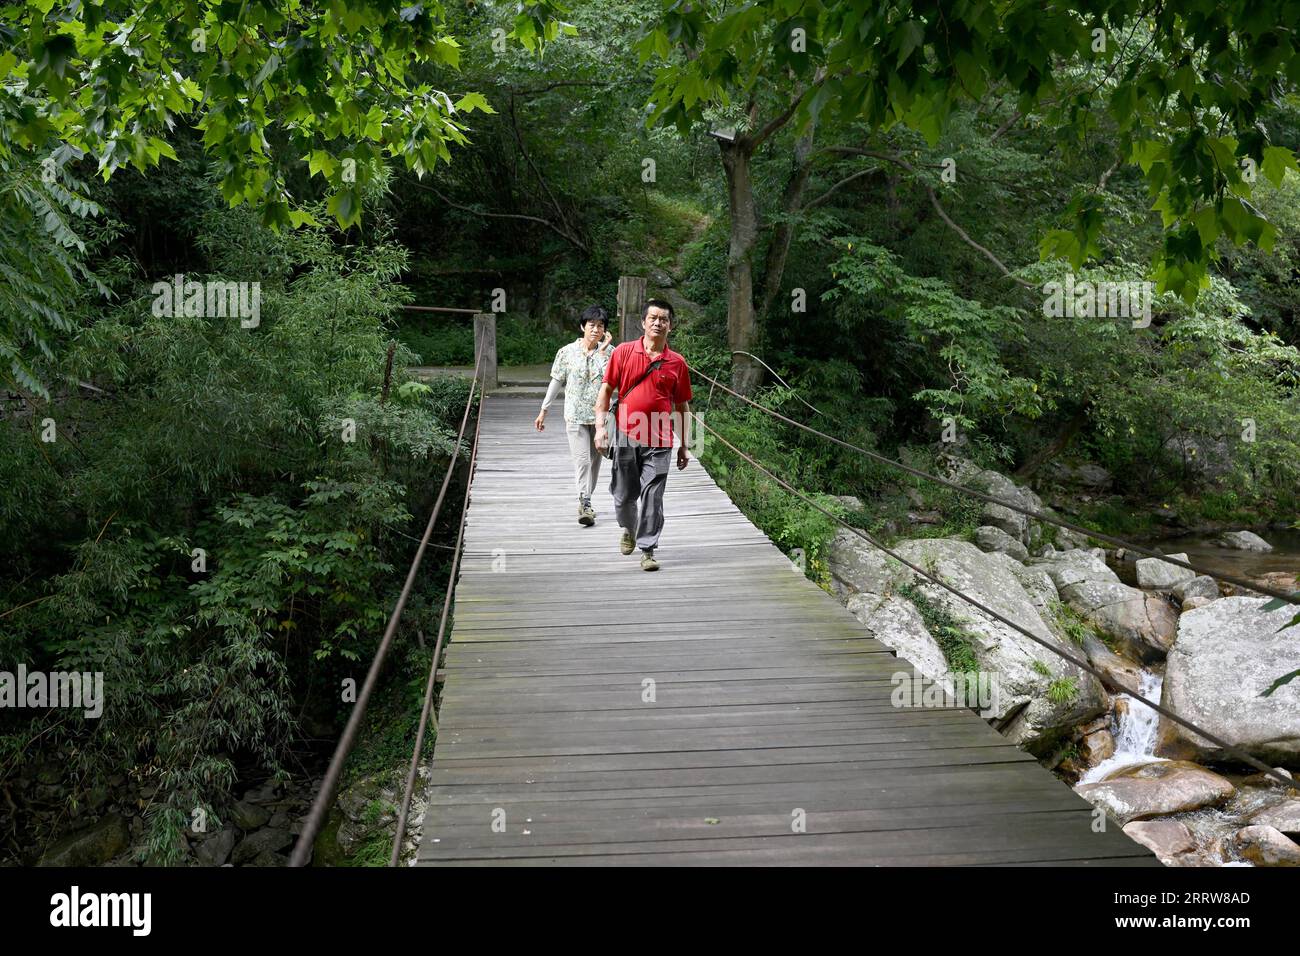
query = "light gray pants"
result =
(565, 421, 602, 499)
(610, 443, 671, 552)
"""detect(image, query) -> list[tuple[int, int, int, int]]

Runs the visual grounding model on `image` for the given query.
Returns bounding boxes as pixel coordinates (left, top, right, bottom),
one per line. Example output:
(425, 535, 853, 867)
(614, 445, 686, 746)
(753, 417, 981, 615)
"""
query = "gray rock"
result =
(37, 814, 130, 866)
(1218, 530, 1273, 552)
(830, 495, 863, 511)
(1080, 634, 1143, 696)
(846, 593, 950, 690)
(1181, 596, 1213, 611)
(965, 469, 1030, 542)
(1055, 526, 1092, 551)
(1230, 825, 1300, 866)
(890, 538, 1105, 749)
(1123, 820, 1198, 864)
(974, 525, 1029, 561)
(1046, 461, 1114, 490)
(825, 527, 904, 600)
(231, 800, 271, 830)
(1135, 552, 1195, 589)
(195, 828, 236, 867)
(1249, 799, 1300, 837)
(1080, 729, 1116, 765)
(986, 553, 1058, 621)
(1028, 549, 1120, 590)
(231, 827, 292, 865)
(249, 850, 287, 867)
(1173, 575, 1220, 605)
(646, 266, 675, 289)
(1157, 597, 1300, 766)
(1060, 580, 1178, 663)
(1076, 760, 1235, 825)
(1165, 434, 1233, 480)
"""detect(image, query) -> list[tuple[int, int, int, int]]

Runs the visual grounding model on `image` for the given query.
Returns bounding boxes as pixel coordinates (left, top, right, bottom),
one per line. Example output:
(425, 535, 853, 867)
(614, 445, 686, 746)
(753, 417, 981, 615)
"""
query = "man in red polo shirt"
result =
(593, 299, 692, 571)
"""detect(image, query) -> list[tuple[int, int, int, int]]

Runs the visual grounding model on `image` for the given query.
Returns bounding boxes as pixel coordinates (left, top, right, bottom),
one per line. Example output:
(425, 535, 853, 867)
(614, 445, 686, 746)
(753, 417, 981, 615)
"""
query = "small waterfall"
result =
(1079, 670, 1166, 784)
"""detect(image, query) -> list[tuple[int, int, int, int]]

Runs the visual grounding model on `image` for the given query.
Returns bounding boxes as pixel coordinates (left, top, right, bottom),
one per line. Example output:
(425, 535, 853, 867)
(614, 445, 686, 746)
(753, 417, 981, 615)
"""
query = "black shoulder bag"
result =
(600, 357, 663, 460)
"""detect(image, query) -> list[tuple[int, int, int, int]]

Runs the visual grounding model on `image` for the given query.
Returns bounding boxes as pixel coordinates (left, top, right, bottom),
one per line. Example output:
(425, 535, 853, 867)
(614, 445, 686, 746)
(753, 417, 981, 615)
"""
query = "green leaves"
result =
(641, 1, 1300, 307)
(6, 0, 572, 232)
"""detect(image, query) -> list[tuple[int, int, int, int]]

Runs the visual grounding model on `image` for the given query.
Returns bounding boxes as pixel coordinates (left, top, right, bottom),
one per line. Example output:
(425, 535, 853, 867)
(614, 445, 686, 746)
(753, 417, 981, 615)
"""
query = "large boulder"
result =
(1076, 760, 1235, 825)
(1046, 461, 1114, 491)
(1028, 548, 1120, 591)
(825, 527, 900, 601)
(964, 469, 1031, 543)
(37, 814, 131, 867)
(1173, 575, 1220, 606)
(1218, 530, 1273, 552)
(1249, 800, 1300, 838)
(1122, 820, 1199, 866)
(1157, 597, 1300, 767)
(846, 593, 951, 692)
(974, 525, 1029, 561)
(985, 552, 1058, 622)
(1080, 634, 1143, 696)
(1059, 580, 1178, 663)
(1229, 826, 1300, 866)
(890, 538, 1106, 750)
(1135, 553, 1196, 589)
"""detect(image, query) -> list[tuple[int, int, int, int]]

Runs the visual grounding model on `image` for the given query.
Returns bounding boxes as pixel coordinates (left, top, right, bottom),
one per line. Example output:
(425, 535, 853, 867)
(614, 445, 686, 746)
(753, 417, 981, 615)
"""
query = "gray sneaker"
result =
(619, 530, 635, 555)
(640, 550, 659, 572)
(578, 496, 595, 526)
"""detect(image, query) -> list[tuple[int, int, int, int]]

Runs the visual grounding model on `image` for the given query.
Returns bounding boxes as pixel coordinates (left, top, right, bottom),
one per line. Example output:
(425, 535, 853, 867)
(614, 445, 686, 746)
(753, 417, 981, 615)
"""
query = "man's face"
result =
(644, 307, 671, 338)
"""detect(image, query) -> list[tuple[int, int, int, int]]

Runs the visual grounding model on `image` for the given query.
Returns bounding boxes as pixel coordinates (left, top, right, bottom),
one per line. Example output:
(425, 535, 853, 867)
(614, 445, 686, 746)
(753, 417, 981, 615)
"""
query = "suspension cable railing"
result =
(688, 410, 1299, 795)
(686, 362, 1299, 604)
(289, 347, 484, 867)
(389, 385, 485, 865)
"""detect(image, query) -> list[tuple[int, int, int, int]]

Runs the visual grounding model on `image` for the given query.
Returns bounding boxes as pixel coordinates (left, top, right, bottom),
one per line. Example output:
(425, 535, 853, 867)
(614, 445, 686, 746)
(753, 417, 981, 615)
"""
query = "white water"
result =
(1079, 670, 1167, 784)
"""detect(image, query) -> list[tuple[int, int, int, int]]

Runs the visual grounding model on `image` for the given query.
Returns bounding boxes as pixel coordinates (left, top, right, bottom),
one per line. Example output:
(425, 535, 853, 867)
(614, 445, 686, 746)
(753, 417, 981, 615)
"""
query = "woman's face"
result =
(582, 321, 606, 344)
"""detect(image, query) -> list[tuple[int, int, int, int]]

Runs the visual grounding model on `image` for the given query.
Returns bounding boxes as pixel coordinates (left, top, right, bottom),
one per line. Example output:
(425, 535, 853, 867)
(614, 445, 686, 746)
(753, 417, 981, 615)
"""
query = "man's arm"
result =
(673, 400, 690, 469)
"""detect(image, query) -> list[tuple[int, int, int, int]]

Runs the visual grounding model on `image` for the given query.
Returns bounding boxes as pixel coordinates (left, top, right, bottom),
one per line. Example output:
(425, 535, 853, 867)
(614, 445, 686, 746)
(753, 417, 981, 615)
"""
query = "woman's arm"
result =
(534, 377, 563, 431)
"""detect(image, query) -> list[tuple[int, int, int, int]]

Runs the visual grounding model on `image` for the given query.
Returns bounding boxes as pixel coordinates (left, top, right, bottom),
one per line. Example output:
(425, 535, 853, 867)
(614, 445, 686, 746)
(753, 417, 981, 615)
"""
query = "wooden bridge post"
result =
(472, 312, 498, 391)
(617, 276, 647, 344)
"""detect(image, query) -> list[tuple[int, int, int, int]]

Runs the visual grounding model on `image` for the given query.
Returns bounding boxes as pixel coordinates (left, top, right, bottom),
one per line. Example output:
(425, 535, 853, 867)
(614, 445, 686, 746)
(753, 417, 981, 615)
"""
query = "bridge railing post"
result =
(472, 312, 498, 391)
(617, 276, 646, 344)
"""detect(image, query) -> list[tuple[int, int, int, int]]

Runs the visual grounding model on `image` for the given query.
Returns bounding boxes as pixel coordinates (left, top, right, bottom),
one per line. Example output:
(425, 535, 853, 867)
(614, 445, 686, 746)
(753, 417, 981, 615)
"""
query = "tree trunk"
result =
(757, 127, 817, 328)
(720, 138, 762, 394)
(1014, 407, 1089, 479)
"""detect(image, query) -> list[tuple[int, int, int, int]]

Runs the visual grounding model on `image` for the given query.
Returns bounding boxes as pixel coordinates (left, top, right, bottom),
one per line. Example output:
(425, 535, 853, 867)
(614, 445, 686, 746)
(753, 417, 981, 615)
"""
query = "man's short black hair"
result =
(580, 304, 608, 329)
(643, 299, 675, 325)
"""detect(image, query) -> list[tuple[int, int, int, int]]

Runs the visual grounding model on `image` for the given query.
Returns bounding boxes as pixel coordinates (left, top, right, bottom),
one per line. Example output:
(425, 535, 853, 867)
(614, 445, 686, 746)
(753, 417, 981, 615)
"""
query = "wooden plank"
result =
(415, 395, 1155, 867)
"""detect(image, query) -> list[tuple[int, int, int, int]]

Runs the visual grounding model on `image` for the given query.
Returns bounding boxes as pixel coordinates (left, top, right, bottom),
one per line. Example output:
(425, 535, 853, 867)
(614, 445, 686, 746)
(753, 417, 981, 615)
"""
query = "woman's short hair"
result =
(580, 305, 608, 329)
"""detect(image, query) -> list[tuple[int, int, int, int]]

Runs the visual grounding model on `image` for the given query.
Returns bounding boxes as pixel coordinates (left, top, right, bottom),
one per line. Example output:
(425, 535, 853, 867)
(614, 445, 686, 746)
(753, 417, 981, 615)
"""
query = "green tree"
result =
(638, 0, 1300, 390)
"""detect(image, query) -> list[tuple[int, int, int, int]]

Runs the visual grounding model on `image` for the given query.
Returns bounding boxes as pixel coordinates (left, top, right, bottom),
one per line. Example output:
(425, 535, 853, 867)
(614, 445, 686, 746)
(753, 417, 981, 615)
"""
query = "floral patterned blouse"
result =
(549, 339, 614, 425)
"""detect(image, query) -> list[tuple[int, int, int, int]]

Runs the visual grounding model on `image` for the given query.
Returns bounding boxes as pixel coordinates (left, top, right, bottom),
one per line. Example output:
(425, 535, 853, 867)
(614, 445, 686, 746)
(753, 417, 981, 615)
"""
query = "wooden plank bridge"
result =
(415, 393, 1156, 866)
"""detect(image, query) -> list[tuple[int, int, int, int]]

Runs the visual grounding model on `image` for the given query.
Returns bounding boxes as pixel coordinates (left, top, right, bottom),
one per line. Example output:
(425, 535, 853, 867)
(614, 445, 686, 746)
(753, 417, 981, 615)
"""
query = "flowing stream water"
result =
(1079, 670, 1165, 784)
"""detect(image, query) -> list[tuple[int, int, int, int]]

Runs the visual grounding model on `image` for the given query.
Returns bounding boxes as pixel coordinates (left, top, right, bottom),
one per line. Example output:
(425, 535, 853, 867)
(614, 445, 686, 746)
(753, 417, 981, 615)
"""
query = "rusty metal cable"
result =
(288, 348, 483, 867)
(690, 411, 1299, 795)
(685, 362, 1299, 604)
(390, 389, 485, 865)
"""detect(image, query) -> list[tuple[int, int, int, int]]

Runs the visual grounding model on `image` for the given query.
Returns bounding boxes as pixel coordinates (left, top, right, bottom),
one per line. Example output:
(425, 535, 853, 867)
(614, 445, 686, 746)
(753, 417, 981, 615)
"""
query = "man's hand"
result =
(676, 444, 689, 470)
(533, 410, 546, 431)
(594, 426, 609, 452)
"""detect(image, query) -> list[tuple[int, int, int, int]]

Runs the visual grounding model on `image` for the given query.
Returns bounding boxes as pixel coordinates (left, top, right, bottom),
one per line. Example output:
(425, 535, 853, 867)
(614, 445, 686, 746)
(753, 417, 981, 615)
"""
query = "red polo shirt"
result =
(603, 338, 692, 448)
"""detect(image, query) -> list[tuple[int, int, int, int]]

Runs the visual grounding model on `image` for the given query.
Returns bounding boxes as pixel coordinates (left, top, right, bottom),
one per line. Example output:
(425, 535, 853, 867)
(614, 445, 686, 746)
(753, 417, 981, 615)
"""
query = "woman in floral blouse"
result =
(534, 305, 615, 526)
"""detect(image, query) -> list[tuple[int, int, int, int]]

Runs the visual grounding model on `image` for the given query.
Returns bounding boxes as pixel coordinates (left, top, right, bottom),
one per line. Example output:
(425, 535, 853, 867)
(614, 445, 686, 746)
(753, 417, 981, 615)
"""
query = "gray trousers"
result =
(565, 421, 601, 499)
(610, 443, 672, 552)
